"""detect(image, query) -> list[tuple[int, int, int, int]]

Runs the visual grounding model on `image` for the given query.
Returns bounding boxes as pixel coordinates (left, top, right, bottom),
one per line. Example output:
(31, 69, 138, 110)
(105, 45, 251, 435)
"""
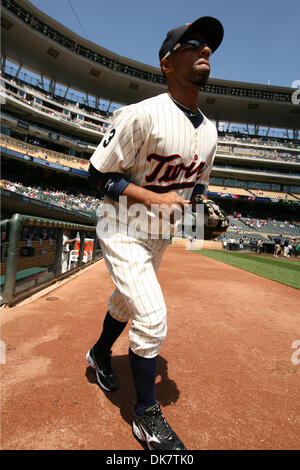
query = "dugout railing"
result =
(0, 213, 102, 307)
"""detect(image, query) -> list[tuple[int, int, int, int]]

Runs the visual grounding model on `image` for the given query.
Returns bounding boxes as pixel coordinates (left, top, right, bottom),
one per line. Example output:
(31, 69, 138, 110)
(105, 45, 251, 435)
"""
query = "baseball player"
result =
(61, 230, 76, 273)
(273, 235, 282, 257)
(86, 16, 224, 450)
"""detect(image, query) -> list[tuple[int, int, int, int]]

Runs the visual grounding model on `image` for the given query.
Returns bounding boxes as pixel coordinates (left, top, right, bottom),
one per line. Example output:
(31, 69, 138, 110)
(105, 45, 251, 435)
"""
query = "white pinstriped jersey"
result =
(91, 92, 217, 196)
(91, 92, 217, 235)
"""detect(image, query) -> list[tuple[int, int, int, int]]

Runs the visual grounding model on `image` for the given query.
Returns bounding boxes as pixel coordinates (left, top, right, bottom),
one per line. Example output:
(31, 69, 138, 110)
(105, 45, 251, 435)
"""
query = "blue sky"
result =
(29, 0, 300, 89)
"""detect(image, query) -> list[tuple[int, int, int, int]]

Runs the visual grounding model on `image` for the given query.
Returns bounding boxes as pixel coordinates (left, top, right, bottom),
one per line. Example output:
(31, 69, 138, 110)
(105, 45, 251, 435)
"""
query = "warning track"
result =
(1, 247, 300, 450)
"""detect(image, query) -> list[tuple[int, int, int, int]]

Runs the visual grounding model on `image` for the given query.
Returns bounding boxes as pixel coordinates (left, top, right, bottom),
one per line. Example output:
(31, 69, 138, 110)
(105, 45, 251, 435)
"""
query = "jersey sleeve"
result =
(195, 127, 217, 190)
(90, 107, 143, 174)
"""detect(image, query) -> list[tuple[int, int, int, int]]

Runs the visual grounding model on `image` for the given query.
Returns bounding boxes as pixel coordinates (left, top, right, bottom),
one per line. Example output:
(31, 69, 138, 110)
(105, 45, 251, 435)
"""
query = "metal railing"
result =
(0, 213, 102, 306)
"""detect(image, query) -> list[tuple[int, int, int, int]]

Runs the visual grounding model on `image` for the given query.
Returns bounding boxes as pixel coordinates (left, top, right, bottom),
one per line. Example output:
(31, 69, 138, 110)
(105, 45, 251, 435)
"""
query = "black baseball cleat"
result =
(86, 347, 119, 392)
(132, 401, 186, 450)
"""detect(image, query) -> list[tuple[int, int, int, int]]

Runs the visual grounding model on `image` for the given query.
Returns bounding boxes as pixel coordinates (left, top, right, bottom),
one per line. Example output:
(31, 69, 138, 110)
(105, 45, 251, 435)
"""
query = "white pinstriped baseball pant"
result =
(99, 233, 169, 358)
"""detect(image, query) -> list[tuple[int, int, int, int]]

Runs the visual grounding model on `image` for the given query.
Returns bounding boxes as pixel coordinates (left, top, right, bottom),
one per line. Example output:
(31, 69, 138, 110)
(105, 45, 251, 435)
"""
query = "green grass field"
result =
(196, 249, 300, 290)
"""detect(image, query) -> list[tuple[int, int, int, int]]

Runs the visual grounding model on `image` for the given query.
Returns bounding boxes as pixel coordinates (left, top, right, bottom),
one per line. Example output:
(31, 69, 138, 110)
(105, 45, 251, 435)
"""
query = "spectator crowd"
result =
(1, 176, 103, 217)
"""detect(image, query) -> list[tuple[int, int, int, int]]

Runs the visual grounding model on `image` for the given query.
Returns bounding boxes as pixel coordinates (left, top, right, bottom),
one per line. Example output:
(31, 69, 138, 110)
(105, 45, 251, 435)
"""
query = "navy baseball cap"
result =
(159, 16, 224, 61)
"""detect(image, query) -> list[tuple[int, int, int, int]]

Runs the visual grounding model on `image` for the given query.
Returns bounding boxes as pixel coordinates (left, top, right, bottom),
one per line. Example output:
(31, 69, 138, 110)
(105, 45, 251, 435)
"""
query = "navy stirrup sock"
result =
(129, 348, 158, 417)
(93, 311, 127, 357)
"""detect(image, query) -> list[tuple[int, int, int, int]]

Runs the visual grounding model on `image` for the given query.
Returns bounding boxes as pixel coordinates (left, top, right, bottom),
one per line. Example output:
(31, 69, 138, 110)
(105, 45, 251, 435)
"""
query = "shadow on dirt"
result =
(85, 353, 180, 434)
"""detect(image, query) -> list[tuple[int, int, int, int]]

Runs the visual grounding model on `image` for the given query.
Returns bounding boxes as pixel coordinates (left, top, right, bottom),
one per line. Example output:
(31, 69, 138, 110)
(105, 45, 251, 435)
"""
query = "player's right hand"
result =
(152, 191, 190, 208)
(150, 191, 190, 223)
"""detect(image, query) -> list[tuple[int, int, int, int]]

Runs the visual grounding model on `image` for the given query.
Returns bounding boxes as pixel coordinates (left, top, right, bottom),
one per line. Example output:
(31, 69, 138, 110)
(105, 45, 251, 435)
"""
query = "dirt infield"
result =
(1, 246, 300, 450)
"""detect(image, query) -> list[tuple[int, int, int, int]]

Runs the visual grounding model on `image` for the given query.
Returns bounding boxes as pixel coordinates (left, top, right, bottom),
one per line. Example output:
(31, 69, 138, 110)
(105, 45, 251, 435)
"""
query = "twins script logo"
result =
(144, 153, 205, 189)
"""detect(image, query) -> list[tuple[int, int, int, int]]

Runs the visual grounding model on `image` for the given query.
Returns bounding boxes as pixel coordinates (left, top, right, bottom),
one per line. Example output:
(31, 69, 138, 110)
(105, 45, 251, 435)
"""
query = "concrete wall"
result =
(171, 238, 223, 250)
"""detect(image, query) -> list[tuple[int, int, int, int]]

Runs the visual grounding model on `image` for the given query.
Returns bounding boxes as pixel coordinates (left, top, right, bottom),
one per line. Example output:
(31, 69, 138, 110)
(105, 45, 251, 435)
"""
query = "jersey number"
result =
(103, 129, 116, 148)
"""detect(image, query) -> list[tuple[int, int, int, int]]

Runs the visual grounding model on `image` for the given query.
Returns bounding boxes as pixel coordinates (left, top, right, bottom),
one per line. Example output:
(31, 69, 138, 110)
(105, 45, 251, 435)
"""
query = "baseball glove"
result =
(190, 195, 229, 240)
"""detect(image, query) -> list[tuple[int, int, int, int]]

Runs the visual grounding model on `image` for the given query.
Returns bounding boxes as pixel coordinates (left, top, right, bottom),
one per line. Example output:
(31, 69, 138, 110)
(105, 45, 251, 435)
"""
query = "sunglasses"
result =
(163, 39, 212, 60)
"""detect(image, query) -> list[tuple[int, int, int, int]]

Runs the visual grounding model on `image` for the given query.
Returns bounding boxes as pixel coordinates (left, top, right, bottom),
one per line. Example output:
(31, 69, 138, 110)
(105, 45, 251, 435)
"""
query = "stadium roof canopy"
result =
(1, 0, 300, 130)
